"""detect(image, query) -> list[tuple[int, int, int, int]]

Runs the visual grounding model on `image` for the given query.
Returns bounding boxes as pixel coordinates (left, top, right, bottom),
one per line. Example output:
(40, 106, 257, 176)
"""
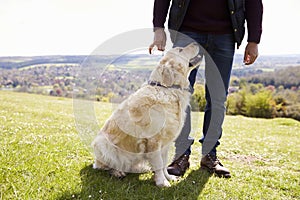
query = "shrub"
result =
(191, 84, 206, 111)
(226, 92, 245, 115)
(244, 89, 275, 118)
(285, 104, 300, 121)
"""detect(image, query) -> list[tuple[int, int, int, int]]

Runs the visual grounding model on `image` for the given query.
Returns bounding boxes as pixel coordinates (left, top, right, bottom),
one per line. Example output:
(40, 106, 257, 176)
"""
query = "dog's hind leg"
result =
(93, 159, 110, 170)
(109, 169, 126, 179)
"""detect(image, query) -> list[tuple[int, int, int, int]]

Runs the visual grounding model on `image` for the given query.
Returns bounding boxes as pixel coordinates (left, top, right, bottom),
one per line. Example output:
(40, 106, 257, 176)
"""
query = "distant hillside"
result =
(0, 55, 86, 69)
(233, 54, 300, 67)
(247, 65, 300, 88)
(0, 54, 162, 69)
(1, 54, 299, 121)
(1, 54, 300, 70)
(231, 54, 300, 77)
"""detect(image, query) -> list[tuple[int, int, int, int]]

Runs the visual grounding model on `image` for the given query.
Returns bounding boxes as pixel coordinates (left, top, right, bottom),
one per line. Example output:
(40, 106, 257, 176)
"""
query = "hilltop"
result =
(0, 91, 299, 199)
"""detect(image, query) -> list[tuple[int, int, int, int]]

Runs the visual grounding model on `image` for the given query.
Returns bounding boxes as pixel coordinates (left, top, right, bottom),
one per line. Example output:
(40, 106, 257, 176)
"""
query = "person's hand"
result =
(149, 28, 166, 54)
(244, 42, 259, 65)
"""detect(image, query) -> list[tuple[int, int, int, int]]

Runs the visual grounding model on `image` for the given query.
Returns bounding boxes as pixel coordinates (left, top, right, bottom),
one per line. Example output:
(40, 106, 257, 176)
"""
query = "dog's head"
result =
(150, 43, 200, 88)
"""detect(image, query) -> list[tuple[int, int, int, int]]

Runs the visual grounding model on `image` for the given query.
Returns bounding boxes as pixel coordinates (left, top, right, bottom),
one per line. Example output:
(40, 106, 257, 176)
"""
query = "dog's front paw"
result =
(109, 169, 126, 179)
(155, 173, 171, 187)
(163, 168, 179, 181)
(166, 174, 178, 181)
(156, 179, 171, 187)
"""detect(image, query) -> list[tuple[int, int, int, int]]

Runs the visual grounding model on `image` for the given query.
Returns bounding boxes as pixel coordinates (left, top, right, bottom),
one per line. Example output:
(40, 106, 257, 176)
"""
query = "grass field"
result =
(0, 91, 299, 200)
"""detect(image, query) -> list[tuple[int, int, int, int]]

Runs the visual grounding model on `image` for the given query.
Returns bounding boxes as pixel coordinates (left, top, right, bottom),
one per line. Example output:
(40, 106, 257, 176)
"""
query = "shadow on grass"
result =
(58, 164, 211, 200)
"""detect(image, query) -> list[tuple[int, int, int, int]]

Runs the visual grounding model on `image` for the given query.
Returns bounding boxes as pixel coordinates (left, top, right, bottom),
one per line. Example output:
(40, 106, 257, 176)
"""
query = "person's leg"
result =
(171, 32, 199, 158)
(167, 32, 207, 176)
(199, 34, 235, 178)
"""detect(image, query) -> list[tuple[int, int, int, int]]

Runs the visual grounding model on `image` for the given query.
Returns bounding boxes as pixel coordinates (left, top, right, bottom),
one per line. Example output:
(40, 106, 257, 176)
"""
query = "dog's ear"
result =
(161, 66, 174, 87)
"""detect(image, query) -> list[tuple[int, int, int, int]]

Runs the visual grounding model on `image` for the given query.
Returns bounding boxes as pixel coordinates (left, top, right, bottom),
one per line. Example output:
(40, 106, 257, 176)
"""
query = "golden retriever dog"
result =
(92, 43, 199, 187)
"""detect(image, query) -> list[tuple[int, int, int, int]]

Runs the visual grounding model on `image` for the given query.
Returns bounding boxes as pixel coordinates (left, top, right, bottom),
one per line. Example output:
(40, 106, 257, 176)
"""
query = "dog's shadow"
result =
(58, 164, 211, 200)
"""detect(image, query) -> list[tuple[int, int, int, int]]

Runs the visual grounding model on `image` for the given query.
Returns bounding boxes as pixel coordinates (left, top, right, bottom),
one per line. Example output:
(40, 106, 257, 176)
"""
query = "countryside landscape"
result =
(1, 53, 300, 120)
(0, 54, 299, 199)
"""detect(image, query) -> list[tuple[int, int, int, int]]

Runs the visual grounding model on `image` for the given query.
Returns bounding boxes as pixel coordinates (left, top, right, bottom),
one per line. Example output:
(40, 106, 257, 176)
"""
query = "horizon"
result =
(1, 52, 300, 58)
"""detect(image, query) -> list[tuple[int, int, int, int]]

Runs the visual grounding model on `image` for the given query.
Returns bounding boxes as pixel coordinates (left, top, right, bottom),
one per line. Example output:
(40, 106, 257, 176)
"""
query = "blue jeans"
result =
(173, 32, 235, 158)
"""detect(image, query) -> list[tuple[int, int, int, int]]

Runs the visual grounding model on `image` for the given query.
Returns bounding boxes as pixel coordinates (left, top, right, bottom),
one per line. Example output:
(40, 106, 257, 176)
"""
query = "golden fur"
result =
(92, 43, 199, 187)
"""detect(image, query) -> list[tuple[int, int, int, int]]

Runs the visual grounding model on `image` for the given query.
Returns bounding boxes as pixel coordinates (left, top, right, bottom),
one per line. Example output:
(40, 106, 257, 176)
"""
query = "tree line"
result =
(191, 66, 300, 121)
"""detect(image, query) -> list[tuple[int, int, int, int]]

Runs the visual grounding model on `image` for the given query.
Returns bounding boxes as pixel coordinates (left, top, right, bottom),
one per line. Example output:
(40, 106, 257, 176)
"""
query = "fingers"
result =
(149, 41, 166, 54)
(244, 53, 257, 65)
(157, 43, 166, 51)
(149, 44, 155, 54)
(244, 42, 258, 65)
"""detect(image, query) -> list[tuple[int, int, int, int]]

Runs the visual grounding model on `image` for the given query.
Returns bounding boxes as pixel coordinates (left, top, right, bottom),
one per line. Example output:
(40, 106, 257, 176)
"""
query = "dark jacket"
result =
(168, 0, 246, 48)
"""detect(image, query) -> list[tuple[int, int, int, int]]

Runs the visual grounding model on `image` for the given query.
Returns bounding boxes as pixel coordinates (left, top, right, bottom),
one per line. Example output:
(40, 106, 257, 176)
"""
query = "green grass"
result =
(0, 91, 299, 200)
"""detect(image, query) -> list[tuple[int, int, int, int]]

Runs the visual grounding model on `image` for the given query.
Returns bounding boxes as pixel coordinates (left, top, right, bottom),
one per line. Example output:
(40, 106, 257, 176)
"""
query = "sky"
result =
(0, 0, 299, 56)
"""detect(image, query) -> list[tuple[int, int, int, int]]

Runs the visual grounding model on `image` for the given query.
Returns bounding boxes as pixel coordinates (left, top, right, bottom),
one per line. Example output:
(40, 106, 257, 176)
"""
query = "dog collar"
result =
(148, 80, 191, 92)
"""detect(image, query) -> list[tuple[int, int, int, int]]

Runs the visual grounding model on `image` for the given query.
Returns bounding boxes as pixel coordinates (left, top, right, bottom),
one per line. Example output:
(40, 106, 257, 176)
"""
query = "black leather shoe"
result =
(201, 154, 231, 178)
(167, 154, 190, 176)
